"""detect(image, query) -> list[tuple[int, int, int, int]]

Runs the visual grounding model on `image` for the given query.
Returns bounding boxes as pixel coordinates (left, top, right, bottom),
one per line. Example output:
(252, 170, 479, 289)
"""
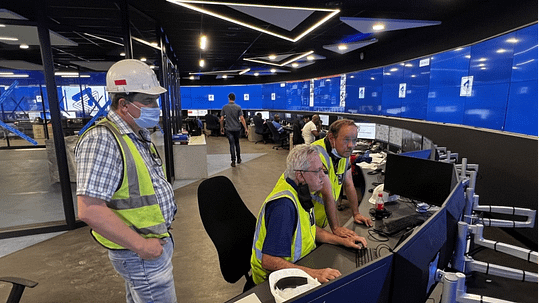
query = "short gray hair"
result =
(284, 144, 318, 180)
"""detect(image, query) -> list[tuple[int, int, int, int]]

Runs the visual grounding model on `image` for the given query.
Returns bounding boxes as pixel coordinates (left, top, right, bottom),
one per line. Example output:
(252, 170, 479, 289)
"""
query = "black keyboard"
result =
(380, 215, 426, 236)
(356, 248, 379, 267)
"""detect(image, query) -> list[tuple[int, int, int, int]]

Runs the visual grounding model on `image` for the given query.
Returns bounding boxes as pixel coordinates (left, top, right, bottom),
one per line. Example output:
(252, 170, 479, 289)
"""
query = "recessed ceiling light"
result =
(120, 52, 126, 56)
(372, 23, 385, 31)
(151, 42, 159, 47)
(140, 58, 147, 62)
(20, 44, 29, 49)
(199, 59, 205, 67)
(337, 44, 347, 50)
(292, 63, 299, 68)
(270, 69, 276, 73)
(254, 72, 259, 76)
(268, 55, 277, 60)
(307, 55, 315, 61)
(222, 75, 228, 79)
(200, 35, 207, 50)
(189, 75, 195, 80)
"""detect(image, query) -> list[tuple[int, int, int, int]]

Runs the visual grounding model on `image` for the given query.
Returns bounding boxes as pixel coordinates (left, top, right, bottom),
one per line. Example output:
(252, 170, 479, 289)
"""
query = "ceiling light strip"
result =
(243, 58, 283, 67)
(280, 51, 314, 66)
(239, 68, 250, 75)
(168, 0, 339, 43)
(84, 33, 123, 46)
(175, 0, 339, 12)
(132, 37, 161, 50)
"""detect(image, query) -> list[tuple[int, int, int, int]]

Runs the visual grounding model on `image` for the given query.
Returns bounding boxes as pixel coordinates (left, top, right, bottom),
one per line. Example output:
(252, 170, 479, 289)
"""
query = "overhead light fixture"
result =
(254, 72, 259, 76)
(244, 50, 314, 67)
(84, 33, 123, 46)
(132, 37, 161, 50)
(168, 0, 340, 43)
(120, 52, 126, 56)
(0, 74, 28, 78)
(270, 69, 276, 73)
(239, 68, 250, 75)
(0, 37, 18, 41)
(291, 63, 299, 68)
(19, 44, 29, 49)
(337, 44, 347, 50)
(55, 72, 79, 76)
(199, 59, 205, 67)
(189, 75, 195, 80)
(372, 23, 385, 31)
(0, 24, 5, 27)
(268, 54, 277, 60)
(150, 65, 157, 69)
(307, 55, 315, 61)
(222, 75, 228, 79)
(140, 58, 147, 62)
(200, 35, 207, 50)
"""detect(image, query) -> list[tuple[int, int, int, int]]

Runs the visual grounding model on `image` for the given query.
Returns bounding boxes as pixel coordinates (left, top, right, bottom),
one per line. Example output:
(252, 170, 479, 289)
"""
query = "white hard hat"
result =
(106, 59, 166, 95)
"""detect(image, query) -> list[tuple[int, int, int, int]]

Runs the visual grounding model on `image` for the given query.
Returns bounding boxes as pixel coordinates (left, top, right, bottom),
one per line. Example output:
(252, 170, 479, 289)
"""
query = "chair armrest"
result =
(0, 277, 37, 288)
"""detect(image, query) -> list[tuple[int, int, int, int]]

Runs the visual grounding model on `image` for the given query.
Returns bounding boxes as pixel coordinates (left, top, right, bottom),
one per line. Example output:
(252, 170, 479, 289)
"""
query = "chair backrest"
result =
(197, 176, 256, 284)
(204, 114, 219, 129)
(266, 121, 281, 141)
(253, 116, 265, 134)
(292, 120, 304, 145)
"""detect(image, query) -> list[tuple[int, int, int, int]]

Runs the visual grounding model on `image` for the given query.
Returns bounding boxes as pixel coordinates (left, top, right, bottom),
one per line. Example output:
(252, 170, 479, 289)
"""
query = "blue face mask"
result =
(129, 103, 161, 128)
(331, 148, 343, 159)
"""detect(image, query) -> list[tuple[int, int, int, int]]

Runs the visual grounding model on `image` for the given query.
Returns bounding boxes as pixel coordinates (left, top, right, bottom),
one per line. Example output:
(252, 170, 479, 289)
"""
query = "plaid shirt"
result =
(75, 111, 176, 227)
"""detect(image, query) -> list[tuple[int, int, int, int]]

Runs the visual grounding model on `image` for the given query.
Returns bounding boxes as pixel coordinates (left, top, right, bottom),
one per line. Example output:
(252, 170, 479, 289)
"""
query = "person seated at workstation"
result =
(302, 114, 321, 145)
(251, 144, 366, 285)
(271, 114, 286, 134)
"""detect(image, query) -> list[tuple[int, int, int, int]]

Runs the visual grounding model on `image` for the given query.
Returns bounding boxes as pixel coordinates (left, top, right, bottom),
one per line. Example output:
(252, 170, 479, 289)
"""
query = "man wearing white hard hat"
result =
(75, 59, 177, 303)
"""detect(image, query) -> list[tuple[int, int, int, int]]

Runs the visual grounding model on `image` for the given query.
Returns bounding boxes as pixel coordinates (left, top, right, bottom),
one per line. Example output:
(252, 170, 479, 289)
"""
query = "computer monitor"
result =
(384, 153, 455, 206)
(391, 181, 465, 303)
(259, 111, 270, 120)
(375, 124, 389, 143)
(355, 122, 376, 140)
(319, 114, 329, 126)
(401, 130, 423, 152)
(187, 109, 207, 117)
(399, 149, 431, 159)
(388, 127, 402, 148)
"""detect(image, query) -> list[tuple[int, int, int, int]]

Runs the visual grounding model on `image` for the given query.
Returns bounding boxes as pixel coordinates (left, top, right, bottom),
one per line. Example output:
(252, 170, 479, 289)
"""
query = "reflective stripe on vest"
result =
(250, 175, 316, 285)
(311, 139, 349, 228)
(81, 119, 169, 249)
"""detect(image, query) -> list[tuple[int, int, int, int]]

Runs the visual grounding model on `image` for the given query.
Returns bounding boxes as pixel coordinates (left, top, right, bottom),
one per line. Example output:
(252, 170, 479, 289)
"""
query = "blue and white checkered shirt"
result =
(75, 111, 176, 227)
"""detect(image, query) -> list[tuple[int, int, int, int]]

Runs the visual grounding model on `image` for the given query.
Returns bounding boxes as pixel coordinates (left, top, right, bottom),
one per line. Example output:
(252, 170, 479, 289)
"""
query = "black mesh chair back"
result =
(197, 176, 256, 291)
(292, 120, 304, 145)
(267, 122, 289, 150)
(204, 113, 220, 136)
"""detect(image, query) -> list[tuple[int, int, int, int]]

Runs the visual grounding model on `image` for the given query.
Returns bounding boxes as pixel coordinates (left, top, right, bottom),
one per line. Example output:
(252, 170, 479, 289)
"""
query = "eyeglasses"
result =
(295, 168, 327, 175)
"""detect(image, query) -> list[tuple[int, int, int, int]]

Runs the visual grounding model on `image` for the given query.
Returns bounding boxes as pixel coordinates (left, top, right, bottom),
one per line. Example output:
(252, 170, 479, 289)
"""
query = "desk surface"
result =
(225, 153, 420, 303)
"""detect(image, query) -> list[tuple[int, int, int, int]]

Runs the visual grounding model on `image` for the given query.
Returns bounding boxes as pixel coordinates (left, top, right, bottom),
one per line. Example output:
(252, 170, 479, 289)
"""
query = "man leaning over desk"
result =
(250, 144, 366, 285)
(311, 119, 373, 238)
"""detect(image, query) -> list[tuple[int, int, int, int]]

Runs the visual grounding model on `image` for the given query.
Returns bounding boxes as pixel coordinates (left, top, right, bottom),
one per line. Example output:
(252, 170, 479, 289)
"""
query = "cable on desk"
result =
(368, 229, 389, 242)
(375, 243, 393, 254)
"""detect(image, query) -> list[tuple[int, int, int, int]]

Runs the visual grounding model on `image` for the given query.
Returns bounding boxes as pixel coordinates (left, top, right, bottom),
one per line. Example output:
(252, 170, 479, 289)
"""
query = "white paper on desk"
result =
(234, 293, 262, 303)
(358, 162, 379, 170)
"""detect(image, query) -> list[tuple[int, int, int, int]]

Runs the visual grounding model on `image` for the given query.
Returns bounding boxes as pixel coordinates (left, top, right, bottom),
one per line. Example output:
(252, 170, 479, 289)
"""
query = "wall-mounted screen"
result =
(319, 114, 329, 126)
(187, 109, 208, 117)
(355, 122, 376, 140)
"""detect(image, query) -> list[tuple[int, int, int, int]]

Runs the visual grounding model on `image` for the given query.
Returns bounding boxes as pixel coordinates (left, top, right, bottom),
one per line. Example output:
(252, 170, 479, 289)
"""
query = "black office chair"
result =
(0, 277, 38, 303)
(204, 113, 220, 136)
(253, 116, 270, 144)
(292, 119, 304, 145)
(267, 122, 289, 150)
(197, 176, 256, 292)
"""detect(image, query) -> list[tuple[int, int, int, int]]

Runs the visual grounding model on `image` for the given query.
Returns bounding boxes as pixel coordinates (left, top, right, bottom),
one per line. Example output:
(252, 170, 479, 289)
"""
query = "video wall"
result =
(0, 24, 536, 136)
(181, 24, 537, 136)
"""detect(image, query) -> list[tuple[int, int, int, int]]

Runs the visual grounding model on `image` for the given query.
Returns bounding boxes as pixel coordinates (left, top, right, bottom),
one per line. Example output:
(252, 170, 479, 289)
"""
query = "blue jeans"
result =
(108, 238, 176, 303)
(225, 130, 241, 162)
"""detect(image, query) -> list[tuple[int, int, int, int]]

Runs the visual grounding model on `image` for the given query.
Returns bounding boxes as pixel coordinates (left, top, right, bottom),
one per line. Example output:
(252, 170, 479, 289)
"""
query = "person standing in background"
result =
(302, 114, 321, 145)
(220, 93, 248, 167)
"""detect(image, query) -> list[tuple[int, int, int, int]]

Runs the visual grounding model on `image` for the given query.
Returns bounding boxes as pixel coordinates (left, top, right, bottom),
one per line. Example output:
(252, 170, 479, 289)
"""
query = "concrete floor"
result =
(0, 135, 536, 302)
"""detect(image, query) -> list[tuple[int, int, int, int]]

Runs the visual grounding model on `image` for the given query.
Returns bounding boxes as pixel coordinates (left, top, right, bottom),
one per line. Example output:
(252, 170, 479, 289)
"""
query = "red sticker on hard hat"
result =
(114, 79, 127, 85)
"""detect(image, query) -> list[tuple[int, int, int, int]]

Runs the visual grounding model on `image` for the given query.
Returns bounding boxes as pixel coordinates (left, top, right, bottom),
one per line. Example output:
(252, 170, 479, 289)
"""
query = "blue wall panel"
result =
(505, 80, 538, 135)
(463, 83, 510, 130)
(426, 87, 466, 124)
(469, 34, 515, 85)
(429, 47, 471, 88)
(511, 24, 538, 82)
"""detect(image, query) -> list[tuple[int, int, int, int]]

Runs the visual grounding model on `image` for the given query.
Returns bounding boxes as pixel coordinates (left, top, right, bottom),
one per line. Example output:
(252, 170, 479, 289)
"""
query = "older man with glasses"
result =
(250, 144, 366, 285)
(75, 59, 177, 303)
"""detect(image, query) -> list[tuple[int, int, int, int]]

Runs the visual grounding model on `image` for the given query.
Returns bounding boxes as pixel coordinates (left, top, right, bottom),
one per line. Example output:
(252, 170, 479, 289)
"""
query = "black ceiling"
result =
(0, 0, 537, 86)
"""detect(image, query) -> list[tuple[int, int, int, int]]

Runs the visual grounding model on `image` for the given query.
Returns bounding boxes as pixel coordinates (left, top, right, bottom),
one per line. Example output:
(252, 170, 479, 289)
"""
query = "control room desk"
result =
(224, 154, 416, 303)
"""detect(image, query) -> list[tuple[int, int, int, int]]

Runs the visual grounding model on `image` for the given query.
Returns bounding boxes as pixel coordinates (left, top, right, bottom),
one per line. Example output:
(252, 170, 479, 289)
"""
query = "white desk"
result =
(152, 133, 208, 180)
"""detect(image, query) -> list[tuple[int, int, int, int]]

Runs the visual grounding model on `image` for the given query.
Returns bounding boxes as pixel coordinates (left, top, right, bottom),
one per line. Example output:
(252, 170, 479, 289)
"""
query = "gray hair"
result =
(284, 144, 318, 180)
